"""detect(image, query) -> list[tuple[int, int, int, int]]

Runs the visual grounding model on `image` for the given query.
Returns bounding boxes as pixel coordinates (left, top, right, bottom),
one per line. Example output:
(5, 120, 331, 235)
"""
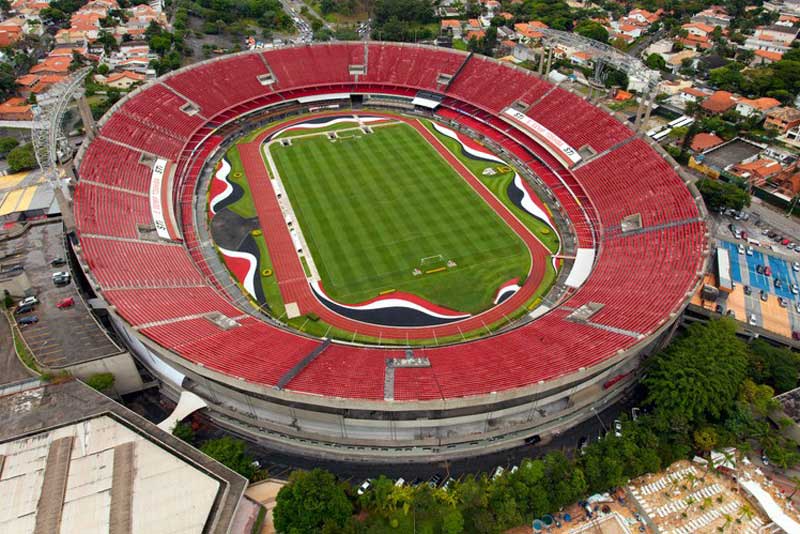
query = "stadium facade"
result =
(70, 43, 709, 461)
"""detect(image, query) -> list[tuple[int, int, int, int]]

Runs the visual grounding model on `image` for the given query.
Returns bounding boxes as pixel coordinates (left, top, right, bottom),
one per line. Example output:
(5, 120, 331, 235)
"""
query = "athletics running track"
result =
(238, 113, 550, 340)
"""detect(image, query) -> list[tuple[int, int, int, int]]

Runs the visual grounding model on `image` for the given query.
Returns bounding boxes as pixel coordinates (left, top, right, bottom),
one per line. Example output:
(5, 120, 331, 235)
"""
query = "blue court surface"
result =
(721, 240, 798, 301)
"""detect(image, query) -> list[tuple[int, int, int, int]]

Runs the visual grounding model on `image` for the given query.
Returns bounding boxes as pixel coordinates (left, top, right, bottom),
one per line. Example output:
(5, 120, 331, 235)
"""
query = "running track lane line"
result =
(238, 115, 550, 340)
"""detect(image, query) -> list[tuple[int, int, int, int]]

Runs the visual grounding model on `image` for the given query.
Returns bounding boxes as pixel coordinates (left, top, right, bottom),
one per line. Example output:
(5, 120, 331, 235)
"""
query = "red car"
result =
(765, 266, 772, 277)
(56, 297, 74, 309)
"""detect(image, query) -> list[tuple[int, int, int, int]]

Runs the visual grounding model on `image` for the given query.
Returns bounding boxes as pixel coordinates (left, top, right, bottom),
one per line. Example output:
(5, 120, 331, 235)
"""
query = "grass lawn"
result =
(423, 120, 561, 254)
(269, 122, 531, 313)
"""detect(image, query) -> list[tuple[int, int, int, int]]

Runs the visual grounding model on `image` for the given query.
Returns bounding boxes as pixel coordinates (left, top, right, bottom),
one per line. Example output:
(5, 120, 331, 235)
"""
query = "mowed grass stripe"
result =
(269, 123, 530, 313)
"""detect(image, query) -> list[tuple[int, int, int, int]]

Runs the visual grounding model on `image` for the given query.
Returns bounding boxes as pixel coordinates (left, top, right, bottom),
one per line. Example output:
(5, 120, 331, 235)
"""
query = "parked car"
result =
(794, 262, 800, 272)
(737, 244, 745, 255)
(52, 271, 70, 285)
(56, 297, 74, 308)
(614, 419, 622, 438)
(792, 284, 799, 295)
(357, 480, 371, 496)
(394, 478, 405, 487)
(17, 315, 38, 325)
(726, 309, 735, 318)
(775, 278, 783, 289)
(715, 304, 723, 314)
(779, 297, 788, 308)
(796, 303, 800, 314)
(49, 257, 66, 267)
(14, 303, 34, 315)
(765, 266, 772, 276)
(18, 296, 38, 308)
(744, 285, 752, 295)
(760, 290, 769, 302)
(749, 314, 757, 326)
(746, 245, 754, 256)
(756, 265, 764, 274)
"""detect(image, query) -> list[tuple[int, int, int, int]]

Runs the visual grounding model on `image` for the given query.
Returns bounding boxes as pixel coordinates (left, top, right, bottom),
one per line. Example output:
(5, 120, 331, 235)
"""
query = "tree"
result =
(7, 144, 36, 172)
(574, 20, 608, 43)
(172, 421, 195, 443)
(0, 136, 19, 156)
(85, 372, 115, 392)
(644, 319, 749, 424)
(200, 436, 257, 480)
(646, 53, 666, 71)
(747, 339, 800, 393)
(696, 178, 750, 211)
(273, 469, 353, 533)
(693, 427, 718, 453)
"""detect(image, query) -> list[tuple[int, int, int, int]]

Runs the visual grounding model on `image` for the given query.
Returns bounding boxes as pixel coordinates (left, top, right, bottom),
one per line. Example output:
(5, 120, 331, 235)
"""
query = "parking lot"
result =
(6, 222, 122, 368)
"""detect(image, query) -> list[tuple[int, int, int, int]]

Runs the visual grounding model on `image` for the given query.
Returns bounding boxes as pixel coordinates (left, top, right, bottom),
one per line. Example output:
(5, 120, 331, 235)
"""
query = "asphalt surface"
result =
(124, 385, 643, 484)
(0, 310, 33, 385)
(11, 222, 122, 368)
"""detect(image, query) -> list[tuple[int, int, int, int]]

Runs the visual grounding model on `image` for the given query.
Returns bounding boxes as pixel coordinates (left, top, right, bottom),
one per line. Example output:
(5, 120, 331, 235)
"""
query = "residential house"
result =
(731, 158, 782, 185)
(440, 19, 462, 39)
(664, 49, 699, 74)
(691, 132, 724, 152)
(765, 106, 800, 133)
(701, 90, 738, 114)
(744, 23, 798, 54)
(30, 56, 71, 76)
(735, 97, 781, 118)
(680, 23, 715, 50)
(102, 71, 145, 89)
(570, 51, 593, 66)
(0, 21, 23, 48)
(679, 86, 711, 104)
(691, 7, 732, 28)
(751, 49, 783, 65)
(0, 97, 32, 121)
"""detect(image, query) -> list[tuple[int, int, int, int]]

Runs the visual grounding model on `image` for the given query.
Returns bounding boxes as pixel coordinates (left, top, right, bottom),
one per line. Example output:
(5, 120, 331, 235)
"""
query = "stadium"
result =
(71, 43, 709, 461)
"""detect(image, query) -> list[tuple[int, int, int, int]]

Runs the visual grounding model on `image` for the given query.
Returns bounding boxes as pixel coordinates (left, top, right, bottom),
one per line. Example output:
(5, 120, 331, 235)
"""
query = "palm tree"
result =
(788, 475, 800, 500)
(738, 503, 755, 522)
(686, 472, 698, 490)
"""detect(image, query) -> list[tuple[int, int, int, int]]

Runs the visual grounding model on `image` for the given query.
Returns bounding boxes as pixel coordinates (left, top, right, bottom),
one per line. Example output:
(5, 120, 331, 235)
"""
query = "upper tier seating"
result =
(447, 56, 550, 113)
(99, 113, 185, 161)
(574, 139, 700, 228)
(526, 88, 633, 154)
(73, 183, 150, 239)
(104, 286, 242, 326)
(362, 44, 467, 91)
(80, 237, 204, 289)
(268, 44, 363, 91)
(119, 84, 206, 139)
(141, 317, 320, 384)
(164, 54, 272, 118)
(78, 138, 152, 194)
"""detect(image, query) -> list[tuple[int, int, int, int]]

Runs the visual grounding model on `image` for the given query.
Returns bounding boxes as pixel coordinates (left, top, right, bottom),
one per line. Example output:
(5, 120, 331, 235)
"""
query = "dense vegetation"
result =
(697, 178, 751, 211)
(272, 319, 800, 533)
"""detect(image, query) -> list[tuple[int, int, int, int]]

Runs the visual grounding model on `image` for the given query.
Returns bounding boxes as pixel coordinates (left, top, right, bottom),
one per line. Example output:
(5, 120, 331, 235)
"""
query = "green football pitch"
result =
(268, 121, 531, 313)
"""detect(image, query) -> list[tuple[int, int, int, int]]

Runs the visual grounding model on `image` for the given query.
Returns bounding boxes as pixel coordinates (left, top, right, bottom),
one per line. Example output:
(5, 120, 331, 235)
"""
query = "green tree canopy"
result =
(0, 136, 19, 156)
(7, 144, 36, 173)
(644, 319, 749, 424)
(748, 339, 800, 393)
(200, 436, 257, 480)
(274, 468, 353, 533)
(645, 52, 666, 70)
(696, 178, 750, 211)
(574, 20, 608, 43)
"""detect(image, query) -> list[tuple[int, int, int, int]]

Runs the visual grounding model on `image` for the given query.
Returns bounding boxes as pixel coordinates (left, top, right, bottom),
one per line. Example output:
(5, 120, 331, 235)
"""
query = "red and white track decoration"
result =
(219, 246, 257, 298)
(431, 122, 506, 164)
(311, 280, 471, 320)
(493, 278, 522, 305)
(269, 115, 391, 139)
(208, 158, 233, 217)
(512, 175, 556, 232)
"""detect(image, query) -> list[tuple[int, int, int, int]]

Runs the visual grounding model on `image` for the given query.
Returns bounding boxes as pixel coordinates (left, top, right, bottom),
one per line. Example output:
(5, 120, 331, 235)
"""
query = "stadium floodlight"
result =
(30, 66, 92, 185)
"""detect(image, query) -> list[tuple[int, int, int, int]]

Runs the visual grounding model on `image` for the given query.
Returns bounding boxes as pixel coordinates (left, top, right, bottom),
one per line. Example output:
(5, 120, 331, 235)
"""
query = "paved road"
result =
(0, 312, 33, 386)
(749, 197, 800, 244)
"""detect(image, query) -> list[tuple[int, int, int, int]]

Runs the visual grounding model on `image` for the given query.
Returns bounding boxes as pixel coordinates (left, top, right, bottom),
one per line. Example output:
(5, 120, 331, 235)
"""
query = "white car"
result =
(614, 419, 622, 438)
(18, 296, 38, 307)
(357, 480, 371, 496)
(746, 246, 754, 256)
(792, 284, 799, 295)
(793, 262, 800, 272)
(394, 478, 405, 487)
(738, 244, 745, 255)
(749, 314, 757, 326)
